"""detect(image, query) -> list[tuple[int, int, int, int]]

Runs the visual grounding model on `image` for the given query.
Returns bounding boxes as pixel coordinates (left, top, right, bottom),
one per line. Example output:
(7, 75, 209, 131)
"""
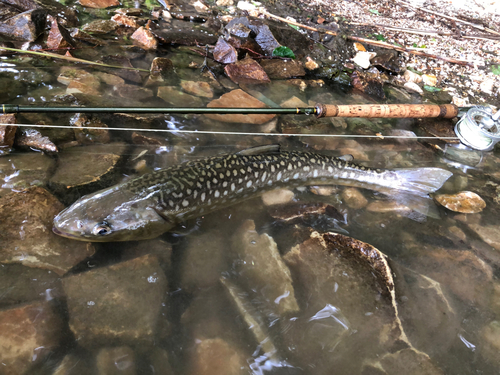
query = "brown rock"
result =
(157, 86, 203, 107)
(114, 84, 154, 101)
(467, 224, 500, 251)
(150, 57, 173, 76)
(434, 191, 486, 213)
(260, 59, 306, 79)
(62, 254, 168, 348)
(213, 37, 237, 64)
(69, 28, 104, 46)
(180, 80, 214, 98)
(342, 187, 368, 209)
(364, 348, 444, 375)
(70, 113, 110, 144)
(16, 128, 58, 152)
(261, 188, 295, 206)
(82, 19, 118, 34)
(231, 220, 299, 316)
(188, 338, 249, 375)
(0, 9, 47, 42)
(96, 347, 137, 375)
(0, 301, 63, 375)
(280, 96, 308, 108)
(111, 14, 140, 28)
(131, 26, 158, 50)
(53, 354, 89, 375)
(351, 69, 385, 100)
(224, 56, 270, 84)
(47, 17, 75, 49)
(79, 0, 119, 7)
(0, 113, 17, 154)
(0, 187, 95, 274)
(95, 71, 125, 86)
(206, 89, 275, 124)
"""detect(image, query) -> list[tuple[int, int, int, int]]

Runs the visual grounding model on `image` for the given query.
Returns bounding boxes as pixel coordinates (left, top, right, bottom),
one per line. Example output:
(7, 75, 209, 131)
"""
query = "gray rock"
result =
(231, 220, 299, 317)
(0, 187, 95, 275)
(0, 301, 63, 374)
(61, 254, 167, 348)
(0, 150, 54, 198)
(0, 264, 61, 309)
(0, 9, 47, 42)
(120, 238, 172, 274)
(49, 143, 128, 204)
(362, 348, 444, 375)
(180, 229, 229, 293)
(96, 347, 136, 375)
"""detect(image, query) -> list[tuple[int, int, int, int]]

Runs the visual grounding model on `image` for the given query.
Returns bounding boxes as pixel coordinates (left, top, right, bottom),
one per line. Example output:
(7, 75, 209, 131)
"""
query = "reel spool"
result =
(455, 107, 500, 151)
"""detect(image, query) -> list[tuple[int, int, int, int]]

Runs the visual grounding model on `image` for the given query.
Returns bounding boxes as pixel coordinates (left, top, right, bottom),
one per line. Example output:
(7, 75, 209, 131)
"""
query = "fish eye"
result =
(92, 222, 112, 236)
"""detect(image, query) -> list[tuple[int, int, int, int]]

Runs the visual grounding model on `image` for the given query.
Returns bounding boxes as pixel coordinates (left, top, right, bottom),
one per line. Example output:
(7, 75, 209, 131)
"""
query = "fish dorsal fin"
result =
(237, 144, 281, 156)
(338, 154, 354, 162)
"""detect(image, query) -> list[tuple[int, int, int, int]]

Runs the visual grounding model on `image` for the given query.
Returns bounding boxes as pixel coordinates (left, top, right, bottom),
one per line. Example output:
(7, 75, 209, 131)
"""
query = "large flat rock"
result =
(61, 254, 168, 348)
(0, 187, 95, 275)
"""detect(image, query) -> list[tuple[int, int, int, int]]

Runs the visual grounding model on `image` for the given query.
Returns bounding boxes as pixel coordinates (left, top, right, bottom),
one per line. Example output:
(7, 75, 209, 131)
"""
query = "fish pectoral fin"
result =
(237, 144, 281, 156)
(151, 206, 176, 225)
(338, 154, 354, 162)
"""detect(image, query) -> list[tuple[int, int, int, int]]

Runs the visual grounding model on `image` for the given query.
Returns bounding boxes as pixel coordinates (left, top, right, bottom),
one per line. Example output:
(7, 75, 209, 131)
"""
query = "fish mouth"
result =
(52, 226, 79, 239)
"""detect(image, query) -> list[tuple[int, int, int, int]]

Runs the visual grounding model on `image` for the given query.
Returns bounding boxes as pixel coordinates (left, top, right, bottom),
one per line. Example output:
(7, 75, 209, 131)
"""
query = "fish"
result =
(52, 145, 453, 242)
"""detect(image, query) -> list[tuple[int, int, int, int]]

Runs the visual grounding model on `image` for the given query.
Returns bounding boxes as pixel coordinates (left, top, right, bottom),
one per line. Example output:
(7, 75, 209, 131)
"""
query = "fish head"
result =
(53, 185, 173, 242)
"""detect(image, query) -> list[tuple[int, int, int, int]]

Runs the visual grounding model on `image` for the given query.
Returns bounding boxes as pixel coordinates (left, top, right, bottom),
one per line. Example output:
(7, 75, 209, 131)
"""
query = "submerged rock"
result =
(363, 348, 443, 375)
(213, 37, 237, 64)
(82, 19, 118, 34)
(0, 187, 95, 275)
(53, 354, 89, 375)
(434, 191, 486, 213)
(282, 232, 409, 373)
(341, 187, 368, 209)
(481, 320, 500, 365)
(70, 113, 111, 144)
(224, 56, 270, 85)
(49, 143, 127, 204)
(47, 17, 75, 49)
(206, 89, 275, 124)
(466, 223, 500, 251)
(351, 69, 386, 100)
(0, 152, 56, 197)
(0, 264, 61, 309)
(188, 337, 249, 375)
(79, 0, 119, 8)
(15, 128, 58, 152)
(157, 86, 203, 107)
(0, 301, 63, 374)
(180, 80, 214, 98)
(61, 254, 167, 348)
(231, 220, 299, 316)
(261, 188, 295, 206)
(96, 347, 137, 375)
(0, 113, 17, 155)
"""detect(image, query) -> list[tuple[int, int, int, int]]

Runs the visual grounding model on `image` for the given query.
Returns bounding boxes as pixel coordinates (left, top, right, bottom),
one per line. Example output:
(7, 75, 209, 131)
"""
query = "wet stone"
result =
(114, 84, 154, 101)
(0, 187, 95, 275)
(0, 113, 17, 155)
(260, 59, 306, 79)
(434, 191, 486, 213)
(150, 57, 173, 76)
(280, 96, 308, 108)
(342, 187, 368, 209)
(0, 264, 61, 309)
(0, 9, 47, 42)
(120, 238, 172, 274)
(481, 320, 500, 365)
(180, 80, 214, 98)
(111, 14, 140, 29)
(157, 86, 203, 107)
(213, 37, 237, 64)
(58, 67, 101, 95)
(363, 348, 443, 375)
(0, 152, 56, 197)
(61, 254, 167, 348)
(70, 113, 110, 144)
(224, 56, 270, 85)
(180, 229, 229, 293)
(96, 347, 136, 375)
(206, 89, 275, 124)
(53, 354, 89, 375)
(47, 17, 75, 49)
(261, 188, 295, 206)
(231, 220, 299, 316)
(69, 28, 104, 46)
(148, 348, 174, 375)
(49, 143, 127, 204)
(131, 26, 158, 50)
(351, 69, 386, 100)
(370, 50, 401, 74)
(466, 223, 500, 251)
(0, 301, 64, 374)
(82, 19, 118, 34)
(188, 337, 249, 375)
(79, 0, 119, 8)
(95, 71, 125, 86)
(16, 128, 58, 152)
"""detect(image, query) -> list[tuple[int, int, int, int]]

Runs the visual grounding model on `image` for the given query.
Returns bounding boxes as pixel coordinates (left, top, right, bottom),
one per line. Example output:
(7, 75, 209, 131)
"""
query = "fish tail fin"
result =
(393, 167, 453, 196)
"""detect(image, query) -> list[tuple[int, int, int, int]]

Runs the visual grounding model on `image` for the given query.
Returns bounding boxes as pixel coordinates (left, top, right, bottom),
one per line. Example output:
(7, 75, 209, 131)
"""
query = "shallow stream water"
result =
(1, 11, 500, 375)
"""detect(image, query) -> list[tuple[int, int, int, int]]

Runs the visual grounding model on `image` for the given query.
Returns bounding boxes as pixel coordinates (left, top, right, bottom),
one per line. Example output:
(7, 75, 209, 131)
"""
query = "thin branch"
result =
(262, 11, 476, 67)
(397, 0, 500, 36)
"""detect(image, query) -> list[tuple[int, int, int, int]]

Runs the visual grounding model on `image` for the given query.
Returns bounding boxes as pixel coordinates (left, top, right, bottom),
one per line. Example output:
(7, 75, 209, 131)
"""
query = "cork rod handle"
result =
(315, 104, 458, 119)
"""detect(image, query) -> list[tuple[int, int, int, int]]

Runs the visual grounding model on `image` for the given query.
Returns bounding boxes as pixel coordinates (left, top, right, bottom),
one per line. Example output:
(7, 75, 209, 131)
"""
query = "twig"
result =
(398, 0, 500, 36)
(350, 22, 500, 41)
(262, 11, 476, 67)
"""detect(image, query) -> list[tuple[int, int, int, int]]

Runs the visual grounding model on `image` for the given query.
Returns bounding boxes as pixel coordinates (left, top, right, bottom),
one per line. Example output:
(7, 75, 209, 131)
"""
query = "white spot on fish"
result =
(277, 171, 282, 181)
(261, 171, 267, 182)
(169, 200, 174, 207)
(182, 200, 189, 207)
(246, 180, 252, 188)
(231, 183, 236, 191)
(313, 170, 318, 178)
(293, 173, 299, 179)
(224, 190, 228, 196)
(214, 190, 220, 198)
(222, 181, 228, 188)
(328, 166, 333, 173)
(288, 164, 293, 171)
(303, 166, 310, 172)
(186, 189, 192, 195)
(213, 178, 218, 184)
(193, 191, 198, 198)
(201, 192, 206, 202)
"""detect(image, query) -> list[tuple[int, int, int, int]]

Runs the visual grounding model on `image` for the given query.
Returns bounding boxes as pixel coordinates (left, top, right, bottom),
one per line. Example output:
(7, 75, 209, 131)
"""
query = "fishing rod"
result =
(2, 103, 459, 118)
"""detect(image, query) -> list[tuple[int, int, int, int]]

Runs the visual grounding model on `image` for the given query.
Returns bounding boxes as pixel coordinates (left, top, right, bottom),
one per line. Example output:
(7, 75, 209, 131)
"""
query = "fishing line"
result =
(4, 122, 460, 140)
